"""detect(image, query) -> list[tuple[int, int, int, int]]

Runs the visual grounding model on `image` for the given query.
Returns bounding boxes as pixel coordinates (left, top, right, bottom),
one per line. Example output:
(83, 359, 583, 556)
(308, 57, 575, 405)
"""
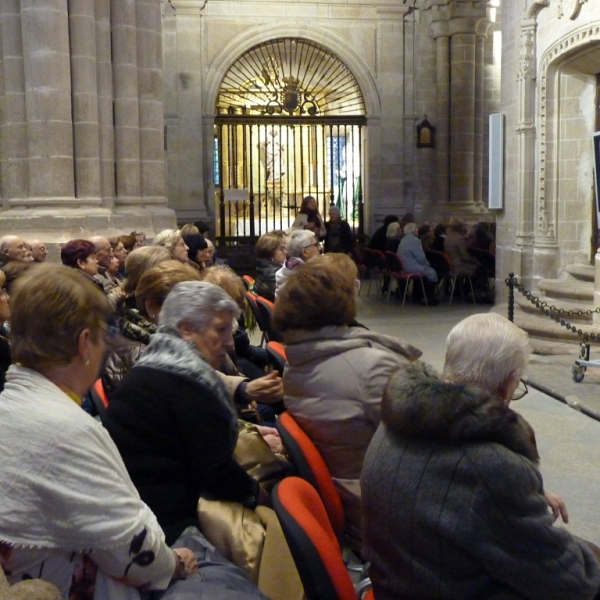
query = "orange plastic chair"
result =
(90, 378, 110, 421)
(242, 274, 255, 291)
(266, 340, 287, 375)
(276, 411, 345, 537)
(273, 477, 373, 600)
(254, 294, 284, 343)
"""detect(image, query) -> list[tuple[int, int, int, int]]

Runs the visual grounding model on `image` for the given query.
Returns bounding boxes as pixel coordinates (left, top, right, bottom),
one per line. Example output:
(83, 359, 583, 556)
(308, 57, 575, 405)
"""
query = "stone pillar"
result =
(111, 0, 141, 203)
(68, 0, 102, 201)
(431, 20, 450, 205)
(95, 0, 116, 204)
(473, 21, 491, 208)
(22, 0, 74, 203)
(0, 1, 28, 204)
(136, 0, 166, 204)
(449, 19, 477, 207)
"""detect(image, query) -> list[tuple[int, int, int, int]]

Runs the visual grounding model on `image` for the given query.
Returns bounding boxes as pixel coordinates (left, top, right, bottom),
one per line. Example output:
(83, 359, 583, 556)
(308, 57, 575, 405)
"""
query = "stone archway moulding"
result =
(537, 23, 600, 243)
(203, 22, 381, 119)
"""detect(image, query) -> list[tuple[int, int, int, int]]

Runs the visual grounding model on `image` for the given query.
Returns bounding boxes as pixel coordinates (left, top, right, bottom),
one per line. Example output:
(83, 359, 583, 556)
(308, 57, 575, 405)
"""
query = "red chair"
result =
(442, 253, 476, 305)
(273, 477, 373, 600)
(242, 274, 255, 291)
(90, 378, 109, 421)
(276, 411, 345, 537)
(245, 291, 269, 345)
(254, 294, 284, 343)
(352, 247, 368, 285)
(266, 340, 287, 375)
(384, 251, 427, 306)
(363, 248, 387, 296)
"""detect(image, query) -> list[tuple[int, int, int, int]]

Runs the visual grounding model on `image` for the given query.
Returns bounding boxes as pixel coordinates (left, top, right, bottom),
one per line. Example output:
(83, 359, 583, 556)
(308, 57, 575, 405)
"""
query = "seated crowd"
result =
(0, 212, 598, 600)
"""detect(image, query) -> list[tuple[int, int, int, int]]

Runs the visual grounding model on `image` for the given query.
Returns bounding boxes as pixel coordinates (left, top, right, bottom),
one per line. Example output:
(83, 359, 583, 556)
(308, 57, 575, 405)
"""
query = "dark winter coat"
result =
(104, 331, 259, 545)
(361, 362, 600, 600)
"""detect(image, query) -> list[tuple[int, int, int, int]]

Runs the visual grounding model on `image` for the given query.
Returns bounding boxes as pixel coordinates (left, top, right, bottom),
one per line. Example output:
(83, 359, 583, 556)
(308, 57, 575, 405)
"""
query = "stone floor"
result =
(355, 289, 600, 544)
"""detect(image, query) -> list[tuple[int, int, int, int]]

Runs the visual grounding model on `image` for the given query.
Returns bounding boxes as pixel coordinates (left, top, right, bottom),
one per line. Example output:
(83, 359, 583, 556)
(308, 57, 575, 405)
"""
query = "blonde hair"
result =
(198, 265, 246, 310)
(10, 264, 111, 368)
(135, 261, 202, 317)
(123, 246, 171, 296)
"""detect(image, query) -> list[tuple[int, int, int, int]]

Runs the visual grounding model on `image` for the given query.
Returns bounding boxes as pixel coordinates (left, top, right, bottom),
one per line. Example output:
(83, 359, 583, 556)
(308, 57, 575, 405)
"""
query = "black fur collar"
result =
(382, 362, 539, 463)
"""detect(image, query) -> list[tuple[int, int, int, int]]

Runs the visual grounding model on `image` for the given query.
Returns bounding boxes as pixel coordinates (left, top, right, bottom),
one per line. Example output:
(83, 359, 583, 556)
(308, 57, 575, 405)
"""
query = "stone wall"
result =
(499, 0, 600, 298)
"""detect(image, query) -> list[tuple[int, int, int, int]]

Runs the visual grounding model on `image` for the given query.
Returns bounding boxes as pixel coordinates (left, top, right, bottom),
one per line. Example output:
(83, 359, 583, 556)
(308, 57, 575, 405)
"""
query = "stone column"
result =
(449, 19, 477, 207)
(473, 21, 491, 208)
(95, 0, 116, 204)
(431, 20, 450, 206)
(136, 0, 166, 204)
(21, 0, 74, 204)
(111, 0, 141, 203)
(0, 1, 27, 204)
(68, 0, 102, 201)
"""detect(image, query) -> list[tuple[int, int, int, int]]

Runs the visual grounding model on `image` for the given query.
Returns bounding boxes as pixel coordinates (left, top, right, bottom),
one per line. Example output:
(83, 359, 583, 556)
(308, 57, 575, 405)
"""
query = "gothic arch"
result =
(204, 22, 381, 119)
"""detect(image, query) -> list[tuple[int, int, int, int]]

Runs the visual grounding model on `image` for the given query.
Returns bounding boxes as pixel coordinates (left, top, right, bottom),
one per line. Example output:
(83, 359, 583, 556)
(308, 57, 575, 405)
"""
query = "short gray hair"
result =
(403, 222, 417, 235)
(286, 230, 316, 259)
(153, 229, 181, 251)
(443, 313, 530, 394)
(158, 281, 239, 335)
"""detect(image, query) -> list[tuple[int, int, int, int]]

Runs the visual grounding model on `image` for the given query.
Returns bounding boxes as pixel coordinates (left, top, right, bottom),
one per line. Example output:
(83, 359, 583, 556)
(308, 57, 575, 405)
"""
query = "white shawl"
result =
(0, 365, 163, 551)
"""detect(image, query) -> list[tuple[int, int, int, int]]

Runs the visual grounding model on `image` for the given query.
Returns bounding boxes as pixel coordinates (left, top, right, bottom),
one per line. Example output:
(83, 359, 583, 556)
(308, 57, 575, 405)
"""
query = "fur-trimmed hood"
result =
(382, 362, 539, 463)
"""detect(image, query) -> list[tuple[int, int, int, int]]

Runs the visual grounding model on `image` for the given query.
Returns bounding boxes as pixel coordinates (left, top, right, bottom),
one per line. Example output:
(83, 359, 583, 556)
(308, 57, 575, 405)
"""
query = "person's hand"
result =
(255, 425, 284, 454)
(244, 371, 283, 404)
(172, 547, 198, 578)
(545, 490, 568, 523)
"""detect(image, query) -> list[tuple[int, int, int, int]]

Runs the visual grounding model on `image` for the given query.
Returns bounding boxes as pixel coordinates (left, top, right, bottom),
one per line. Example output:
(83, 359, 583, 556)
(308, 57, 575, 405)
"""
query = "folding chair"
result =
(384, 251, 427, 306)
(276, 411, 345, 537)
(242, 274, 255, 291)
(90, 378, 110, 422)
(245, 291, 269, 346)
(442, 253, 476, 305)
(272, 477, 373, 600)
(255, 295, 284, 343)
(266, 341, 287, 375)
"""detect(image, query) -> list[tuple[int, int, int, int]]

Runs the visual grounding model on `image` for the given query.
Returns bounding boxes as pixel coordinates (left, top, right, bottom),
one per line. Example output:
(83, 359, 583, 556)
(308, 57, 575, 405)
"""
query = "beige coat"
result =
(282, 325, 421, 543)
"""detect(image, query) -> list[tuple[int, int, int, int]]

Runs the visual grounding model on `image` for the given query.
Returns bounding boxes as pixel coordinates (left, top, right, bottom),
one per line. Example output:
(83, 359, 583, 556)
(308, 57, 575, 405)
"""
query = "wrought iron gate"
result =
(214, 38, 366, 242)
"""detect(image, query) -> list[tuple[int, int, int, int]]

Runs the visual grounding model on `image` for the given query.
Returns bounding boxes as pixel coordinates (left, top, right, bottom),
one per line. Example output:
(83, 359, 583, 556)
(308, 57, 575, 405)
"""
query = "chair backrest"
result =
(425, 249, 451, 277)
(384, 250, 402, 273)
(90, 378, 109, 421)
(276, 411, 345, 536)
(255, 295, 284, 343)
(266, 340, 287, 374)
(242, 274, 255, 291)
(245, 291, 269, 341)
(371, 249, 387, 271)
(272, 477, 358, 600)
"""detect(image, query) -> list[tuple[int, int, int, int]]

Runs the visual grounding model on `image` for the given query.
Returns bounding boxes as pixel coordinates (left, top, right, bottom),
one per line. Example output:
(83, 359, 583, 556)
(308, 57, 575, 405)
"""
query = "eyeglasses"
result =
(305, 242, 321, 249)
(512, 379, 529, 401)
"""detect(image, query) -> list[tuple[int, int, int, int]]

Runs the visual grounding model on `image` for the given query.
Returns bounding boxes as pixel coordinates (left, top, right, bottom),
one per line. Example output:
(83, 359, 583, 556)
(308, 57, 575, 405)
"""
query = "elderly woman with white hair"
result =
(397, 222, 438, 305)
(153, 229, 189, 264)
(104, 281, 269, 547)
(361, 313, 600, 600)
(274, 229, 321, 297)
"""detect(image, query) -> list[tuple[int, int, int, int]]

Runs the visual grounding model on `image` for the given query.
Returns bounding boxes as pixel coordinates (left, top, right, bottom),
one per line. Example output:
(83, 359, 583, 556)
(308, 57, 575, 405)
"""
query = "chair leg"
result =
(467, 276, 476, 305)
(419, 278, 427, 306)
(402, 277, 410, 307)
(448, 276, 456, 305)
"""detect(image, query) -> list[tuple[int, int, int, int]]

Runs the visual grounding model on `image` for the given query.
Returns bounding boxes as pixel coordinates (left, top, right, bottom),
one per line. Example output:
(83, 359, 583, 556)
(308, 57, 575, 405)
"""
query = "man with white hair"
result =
(27, 239, 48, 262)
(362, 313, 600, 600)
(274, 229, 321, 297)
(0, 235, 26, 265)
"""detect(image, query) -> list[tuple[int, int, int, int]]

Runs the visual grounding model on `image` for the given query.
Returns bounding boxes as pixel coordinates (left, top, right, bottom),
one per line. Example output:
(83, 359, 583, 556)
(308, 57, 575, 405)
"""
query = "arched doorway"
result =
(214, 38, 367, 240)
